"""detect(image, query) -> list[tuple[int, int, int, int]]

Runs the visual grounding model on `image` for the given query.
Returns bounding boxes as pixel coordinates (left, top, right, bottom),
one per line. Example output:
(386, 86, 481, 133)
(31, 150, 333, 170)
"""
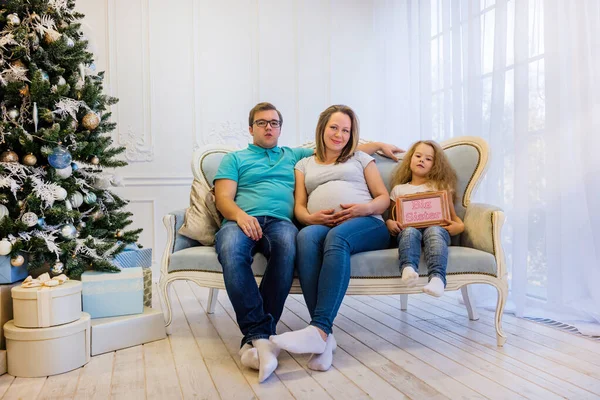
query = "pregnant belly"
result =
(307, 181, 354, 214)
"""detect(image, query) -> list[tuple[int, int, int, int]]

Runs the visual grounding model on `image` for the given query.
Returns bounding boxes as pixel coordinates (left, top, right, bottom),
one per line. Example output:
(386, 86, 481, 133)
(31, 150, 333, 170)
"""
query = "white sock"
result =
(253, 339, 280, 383)
(307, 334, 337, 371)
(269, 325, 327, 355)
(423, 276, 445, 297)
(238, 343, 259, 370)
(401, 265, 419, 287)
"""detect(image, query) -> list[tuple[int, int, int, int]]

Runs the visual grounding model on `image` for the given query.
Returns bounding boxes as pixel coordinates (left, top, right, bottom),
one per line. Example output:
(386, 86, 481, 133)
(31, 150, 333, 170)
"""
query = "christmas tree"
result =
(0, 0, 141, 278)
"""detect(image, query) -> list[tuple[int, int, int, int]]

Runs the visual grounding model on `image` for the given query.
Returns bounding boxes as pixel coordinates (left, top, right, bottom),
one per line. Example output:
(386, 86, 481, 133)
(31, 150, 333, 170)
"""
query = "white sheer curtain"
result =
(375, 0, 600, 328)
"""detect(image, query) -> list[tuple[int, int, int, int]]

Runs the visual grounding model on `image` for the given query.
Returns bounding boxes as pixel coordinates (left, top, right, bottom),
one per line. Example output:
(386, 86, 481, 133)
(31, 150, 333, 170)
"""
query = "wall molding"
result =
(123, 176, 193, 187)
(107, 0, 154, 163)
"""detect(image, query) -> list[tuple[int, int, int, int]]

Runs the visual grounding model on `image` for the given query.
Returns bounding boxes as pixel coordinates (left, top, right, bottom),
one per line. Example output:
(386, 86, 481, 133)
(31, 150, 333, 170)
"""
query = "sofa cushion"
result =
(168, 245, 497, 278)
(178, 179, 222, 246)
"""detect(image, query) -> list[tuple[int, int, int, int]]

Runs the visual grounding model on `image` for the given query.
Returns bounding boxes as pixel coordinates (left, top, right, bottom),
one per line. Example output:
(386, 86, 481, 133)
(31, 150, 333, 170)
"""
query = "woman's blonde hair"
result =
(390, 140, 458, 200)
(315, 105, 359, 164)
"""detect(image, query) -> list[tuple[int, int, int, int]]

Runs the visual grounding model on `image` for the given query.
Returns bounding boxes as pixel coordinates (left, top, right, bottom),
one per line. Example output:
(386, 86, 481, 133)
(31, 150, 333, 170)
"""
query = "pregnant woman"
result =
(270, 105, 390, 371)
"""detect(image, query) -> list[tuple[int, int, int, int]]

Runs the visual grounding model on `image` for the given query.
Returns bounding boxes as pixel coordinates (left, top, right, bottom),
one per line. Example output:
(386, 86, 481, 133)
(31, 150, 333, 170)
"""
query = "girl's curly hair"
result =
(390, 140, 458, 201)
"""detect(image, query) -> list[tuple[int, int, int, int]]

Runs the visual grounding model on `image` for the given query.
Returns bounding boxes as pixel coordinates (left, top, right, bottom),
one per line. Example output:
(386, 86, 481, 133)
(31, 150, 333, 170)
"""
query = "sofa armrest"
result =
(461, 203, 504, 256)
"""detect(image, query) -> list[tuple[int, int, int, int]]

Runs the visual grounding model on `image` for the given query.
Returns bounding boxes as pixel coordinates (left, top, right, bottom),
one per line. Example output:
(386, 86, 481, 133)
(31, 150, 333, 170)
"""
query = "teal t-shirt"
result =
(213, 144, 314, 222)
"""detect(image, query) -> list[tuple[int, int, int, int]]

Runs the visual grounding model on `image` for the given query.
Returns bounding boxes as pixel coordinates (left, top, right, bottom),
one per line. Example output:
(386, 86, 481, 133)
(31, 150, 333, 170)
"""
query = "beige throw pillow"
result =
(178, 179, 222, 245)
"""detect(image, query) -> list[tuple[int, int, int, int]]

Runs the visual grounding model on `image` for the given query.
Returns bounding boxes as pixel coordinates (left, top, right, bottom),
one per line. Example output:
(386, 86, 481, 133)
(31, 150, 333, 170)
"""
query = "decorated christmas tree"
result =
(0, 0, 141, 278)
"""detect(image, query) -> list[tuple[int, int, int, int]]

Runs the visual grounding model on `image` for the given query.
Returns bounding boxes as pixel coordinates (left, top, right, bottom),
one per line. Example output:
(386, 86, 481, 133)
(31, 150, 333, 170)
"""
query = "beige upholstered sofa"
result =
(159, 136, 509, 346)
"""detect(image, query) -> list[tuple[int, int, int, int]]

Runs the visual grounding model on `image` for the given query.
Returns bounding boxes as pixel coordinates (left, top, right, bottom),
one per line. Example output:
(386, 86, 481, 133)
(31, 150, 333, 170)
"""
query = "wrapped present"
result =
(90, 307, 165, 356)
(112, 243, 153, 269)
(4, 313, 91, 377)
(143, 268, 152, 307)
(0, 255, 29, 284)
(82, 267, 143, 319)
(11, 279, 82, 328)
(0, 282, 19, 350)
(0, 350, 5, 376)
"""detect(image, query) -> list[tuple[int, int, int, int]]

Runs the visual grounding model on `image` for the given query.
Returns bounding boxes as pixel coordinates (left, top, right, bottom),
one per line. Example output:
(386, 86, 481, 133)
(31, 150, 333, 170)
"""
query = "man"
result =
(214, 102, 401, 382)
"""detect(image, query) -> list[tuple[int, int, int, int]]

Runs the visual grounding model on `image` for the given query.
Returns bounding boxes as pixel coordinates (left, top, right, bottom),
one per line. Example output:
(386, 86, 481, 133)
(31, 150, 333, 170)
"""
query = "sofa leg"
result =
(495, 282, 508, 346)
(159, 277, 174, 331)
(400, 294, 408, 311)
(461, 285, 479, 321)
(207, 288, 219, 314)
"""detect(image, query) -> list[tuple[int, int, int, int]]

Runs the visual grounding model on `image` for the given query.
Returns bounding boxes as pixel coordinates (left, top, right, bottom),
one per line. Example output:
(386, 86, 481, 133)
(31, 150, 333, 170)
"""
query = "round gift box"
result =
(11, 280, 82, 328)
(4, 312, 90, 377)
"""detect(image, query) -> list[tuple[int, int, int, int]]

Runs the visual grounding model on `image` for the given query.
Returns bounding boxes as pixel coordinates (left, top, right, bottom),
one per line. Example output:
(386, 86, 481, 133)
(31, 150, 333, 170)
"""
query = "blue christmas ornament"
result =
(60, 223, 77, 240)
(38, 217, 46, 227)
(48, 146, 72, 169)
(71, 162, 79, 171)
(83, 192, 97, 204)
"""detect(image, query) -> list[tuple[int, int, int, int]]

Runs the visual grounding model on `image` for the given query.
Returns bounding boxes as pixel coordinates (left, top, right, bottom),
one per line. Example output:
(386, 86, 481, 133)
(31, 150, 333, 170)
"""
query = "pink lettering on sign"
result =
(403, 197, 444, 224)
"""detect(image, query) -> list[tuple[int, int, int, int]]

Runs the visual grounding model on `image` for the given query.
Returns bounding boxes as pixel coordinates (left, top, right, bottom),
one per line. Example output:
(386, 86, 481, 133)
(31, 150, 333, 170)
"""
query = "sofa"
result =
(159, 136, 509, 346)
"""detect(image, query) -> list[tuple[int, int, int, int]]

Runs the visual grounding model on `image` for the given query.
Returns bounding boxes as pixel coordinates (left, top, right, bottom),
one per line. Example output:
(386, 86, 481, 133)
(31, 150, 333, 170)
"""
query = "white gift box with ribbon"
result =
(11, 280, 82, 328)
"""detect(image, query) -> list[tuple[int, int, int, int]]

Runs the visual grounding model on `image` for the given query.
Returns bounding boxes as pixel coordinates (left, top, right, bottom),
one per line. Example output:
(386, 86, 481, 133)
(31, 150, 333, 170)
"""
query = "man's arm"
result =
(357, 142, 405, 162)
(214, 179, 262, 240)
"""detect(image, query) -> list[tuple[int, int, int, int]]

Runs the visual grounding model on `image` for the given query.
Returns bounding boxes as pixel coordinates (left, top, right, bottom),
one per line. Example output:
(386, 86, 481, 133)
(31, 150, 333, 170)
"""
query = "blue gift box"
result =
(81, 267, 144, 318)
(0, 255, 29, 284)
(112, 244, 152, 269)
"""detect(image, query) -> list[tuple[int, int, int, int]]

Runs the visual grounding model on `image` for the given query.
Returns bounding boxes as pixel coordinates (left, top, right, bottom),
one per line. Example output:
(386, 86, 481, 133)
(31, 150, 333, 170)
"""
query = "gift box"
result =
(82, 267, 144, 319)
(11, 280, 82, 328)
(4, 313, 91, 377)
(143, 268, 152, 307)
(112, 243, 153, 269)
(0, 255, 29, 284)
(0, 283, 19, 350)
(0, 350, 6, 376)
(90, 307, 166, 356)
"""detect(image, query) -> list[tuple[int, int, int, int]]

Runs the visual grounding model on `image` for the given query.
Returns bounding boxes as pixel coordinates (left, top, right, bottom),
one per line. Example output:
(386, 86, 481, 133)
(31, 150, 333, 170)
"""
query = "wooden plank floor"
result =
(2, 282, 600, 399)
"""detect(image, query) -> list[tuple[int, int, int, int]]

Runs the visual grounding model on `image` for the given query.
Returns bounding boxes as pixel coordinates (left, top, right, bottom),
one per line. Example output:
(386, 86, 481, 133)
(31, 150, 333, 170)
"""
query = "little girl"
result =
(386, 140, 464, 297)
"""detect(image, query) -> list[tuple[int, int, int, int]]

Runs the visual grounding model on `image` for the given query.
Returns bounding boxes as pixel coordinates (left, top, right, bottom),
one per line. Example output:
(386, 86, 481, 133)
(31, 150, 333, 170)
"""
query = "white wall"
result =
(77, 0, 394, 275)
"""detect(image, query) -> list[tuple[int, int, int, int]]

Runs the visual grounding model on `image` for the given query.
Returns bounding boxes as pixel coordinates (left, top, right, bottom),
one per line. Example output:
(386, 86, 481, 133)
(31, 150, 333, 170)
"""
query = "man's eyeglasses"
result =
(253, 119, 281, 128)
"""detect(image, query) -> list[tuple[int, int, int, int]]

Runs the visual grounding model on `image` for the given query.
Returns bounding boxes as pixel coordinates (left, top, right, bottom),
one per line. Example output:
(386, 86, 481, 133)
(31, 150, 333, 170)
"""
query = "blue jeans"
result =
(296, 216, 389, 335)
(397, 226, 450, 285)
(215, 217, 297, 347)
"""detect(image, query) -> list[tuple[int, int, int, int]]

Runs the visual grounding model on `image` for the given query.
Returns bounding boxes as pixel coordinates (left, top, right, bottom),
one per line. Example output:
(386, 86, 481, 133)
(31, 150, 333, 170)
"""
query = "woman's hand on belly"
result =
(332, 203, 373, 225)
(307, 208, 336, 226)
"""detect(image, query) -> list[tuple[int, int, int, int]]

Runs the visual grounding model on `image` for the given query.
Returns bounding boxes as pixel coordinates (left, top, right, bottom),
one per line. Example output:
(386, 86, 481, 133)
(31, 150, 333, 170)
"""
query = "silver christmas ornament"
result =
(33, 102, 39, 132)
(93, 176, 111, 189)
(60, 223, 77, 240)
(65, 200, 72, 211)
(10, 255, 25, 267)
(0, 239, 12, 256)
(51, 261, 64, 275)
(57, 76, 67, 86)
(6, 14, 21, 26)
(55, 165, 72, 179)
(66, 37, 75, 48)
(0, 205, 8, 220)
(54, 187, 68, 201)
(7, 108, 19, 120)
(21, 212, 38, 227)
(77, 221, 86, 230)
(69, 192, 84, 208)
